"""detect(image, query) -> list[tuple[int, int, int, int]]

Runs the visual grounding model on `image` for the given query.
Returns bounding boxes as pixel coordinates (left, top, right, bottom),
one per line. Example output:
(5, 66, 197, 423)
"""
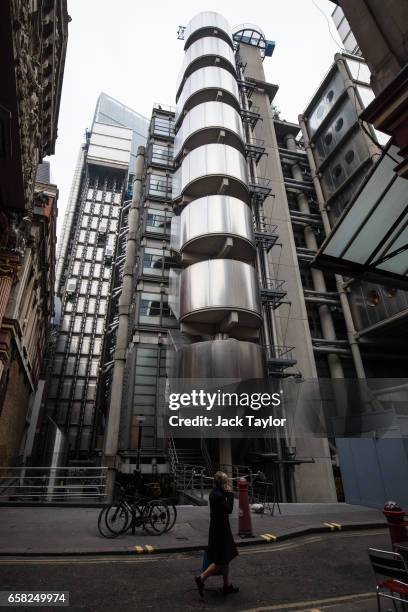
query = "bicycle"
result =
(97, 486, 177, 538)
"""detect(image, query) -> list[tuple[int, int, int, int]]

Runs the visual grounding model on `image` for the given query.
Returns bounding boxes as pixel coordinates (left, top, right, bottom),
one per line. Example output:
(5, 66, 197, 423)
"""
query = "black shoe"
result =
(223, 584, 239, 595)
(195, 576, 204, 599)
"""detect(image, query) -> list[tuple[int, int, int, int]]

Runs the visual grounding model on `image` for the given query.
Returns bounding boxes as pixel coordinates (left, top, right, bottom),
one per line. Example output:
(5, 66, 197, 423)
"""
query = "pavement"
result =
(0, 502, 387, 556)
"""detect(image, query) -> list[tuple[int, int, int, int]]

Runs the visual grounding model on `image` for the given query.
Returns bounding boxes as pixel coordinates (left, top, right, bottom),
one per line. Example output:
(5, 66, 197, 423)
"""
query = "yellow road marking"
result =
(324, 522, 335, 530)
(144, 545, 154, 553)
(330, 522, 342, 530)
(134, 545, 144, 554)
(241, 591, 374, 611)
(260, 533, 277, 542)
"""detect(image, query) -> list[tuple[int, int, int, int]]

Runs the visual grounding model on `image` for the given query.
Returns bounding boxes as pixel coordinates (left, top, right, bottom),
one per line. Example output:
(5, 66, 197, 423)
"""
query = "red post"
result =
(383, 501, 408, 549)
(238, 477, 253, 538)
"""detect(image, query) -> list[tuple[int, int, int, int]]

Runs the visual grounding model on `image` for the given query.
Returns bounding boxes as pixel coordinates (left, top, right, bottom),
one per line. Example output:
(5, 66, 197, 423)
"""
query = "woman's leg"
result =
(222, 564, 229, 589)
(201, 562, 221, 582)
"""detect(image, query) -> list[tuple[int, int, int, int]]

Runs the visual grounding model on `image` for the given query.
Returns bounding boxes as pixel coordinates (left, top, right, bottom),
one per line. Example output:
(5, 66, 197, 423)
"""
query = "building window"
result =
(142, 247, 173, 277)
(145, 208, 172, 234)
(151, 143, 173, 166)
(148, 173, 172, 199)
(152, 116, 175, 138)
(139, 292, 178, 328)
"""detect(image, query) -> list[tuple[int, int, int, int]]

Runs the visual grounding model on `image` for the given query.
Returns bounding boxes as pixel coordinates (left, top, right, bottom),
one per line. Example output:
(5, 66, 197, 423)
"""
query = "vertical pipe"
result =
(285, 133, 344, 380)
(298, 116, 366, 379)
(103, 146, 146, 499)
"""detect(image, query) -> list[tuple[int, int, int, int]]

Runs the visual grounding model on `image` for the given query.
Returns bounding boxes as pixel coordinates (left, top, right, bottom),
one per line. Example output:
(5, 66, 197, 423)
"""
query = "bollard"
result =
(238, 477, 254, 537)
(383, 501, 408, 549)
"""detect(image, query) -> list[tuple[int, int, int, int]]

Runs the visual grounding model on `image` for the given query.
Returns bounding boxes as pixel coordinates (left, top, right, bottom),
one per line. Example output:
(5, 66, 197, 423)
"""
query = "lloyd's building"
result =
(102, 12, 337, 503)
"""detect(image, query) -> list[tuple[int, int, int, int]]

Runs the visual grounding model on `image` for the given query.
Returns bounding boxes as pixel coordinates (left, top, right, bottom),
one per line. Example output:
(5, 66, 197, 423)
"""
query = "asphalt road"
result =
(0, 529, 389, 612)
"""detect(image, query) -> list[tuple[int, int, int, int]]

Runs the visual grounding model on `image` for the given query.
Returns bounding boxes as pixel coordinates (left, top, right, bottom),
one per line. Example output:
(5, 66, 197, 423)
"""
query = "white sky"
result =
(48, 0, 343, 237)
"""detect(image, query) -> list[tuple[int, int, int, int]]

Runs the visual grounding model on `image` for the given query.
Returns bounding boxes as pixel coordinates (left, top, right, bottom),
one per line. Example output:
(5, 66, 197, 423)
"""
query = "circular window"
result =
(345, 150, 355, 164)
(335, 117, 344, 132)
(316, 105, 325, 119)
(333, 165, 342, 178)
(324, 132, 333, 146)
(326, 90, 334, 103)
(367, 290, 380, 307)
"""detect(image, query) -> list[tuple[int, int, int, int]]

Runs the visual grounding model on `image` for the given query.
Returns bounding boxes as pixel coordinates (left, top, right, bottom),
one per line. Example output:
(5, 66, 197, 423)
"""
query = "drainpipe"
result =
(298, 116, 366, 379)
(285, 133, 344, 380)
(103, 146, 146, 499)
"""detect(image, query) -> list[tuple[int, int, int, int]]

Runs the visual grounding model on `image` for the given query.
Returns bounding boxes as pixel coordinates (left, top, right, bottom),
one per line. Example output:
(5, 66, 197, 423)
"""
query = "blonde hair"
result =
(214, 471, 229, 487)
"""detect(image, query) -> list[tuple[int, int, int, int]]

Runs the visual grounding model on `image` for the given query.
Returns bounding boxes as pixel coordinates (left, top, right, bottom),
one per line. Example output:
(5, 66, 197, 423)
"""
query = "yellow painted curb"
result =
(260, 533, 277, 542)
(134, 545, 144, 554)
(324, 522, 342, 531)
(144, 545, 154, 553)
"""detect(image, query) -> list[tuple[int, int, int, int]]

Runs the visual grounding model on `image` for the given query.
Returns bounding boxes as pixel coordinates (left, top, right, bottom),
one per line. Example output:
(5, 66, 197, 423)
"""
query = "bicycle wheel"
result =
(144, 501, 169, 535)
(105, 502, 130, 536)
(97, 506, 117, 539)
(165, 503, 177, 532)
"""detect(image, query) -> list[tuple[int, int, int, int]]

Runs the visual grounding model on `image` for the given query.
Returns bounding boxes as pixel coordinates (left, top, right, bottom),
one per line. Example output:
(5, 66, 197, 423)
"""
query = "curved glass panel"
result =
(184, 11, 233, 50)
(176, 37, 236, 100)
(175, 67, 239, 125)
(172, 143, 248, 202)
(174, 101, 245, 160)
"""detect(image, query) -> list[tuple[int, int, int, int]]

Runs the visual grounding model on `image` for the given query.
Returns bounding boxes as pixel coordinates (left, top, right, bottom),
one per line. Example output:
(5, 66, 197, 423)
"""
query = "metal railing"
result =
(0, 467, 108, 503)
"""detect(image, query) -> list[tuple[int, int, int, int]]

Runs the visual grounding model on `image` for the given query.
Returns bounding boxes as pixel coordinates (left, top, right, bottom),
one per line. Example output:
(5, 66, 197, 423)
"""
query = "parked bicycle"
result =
(98, 482, 177, 538)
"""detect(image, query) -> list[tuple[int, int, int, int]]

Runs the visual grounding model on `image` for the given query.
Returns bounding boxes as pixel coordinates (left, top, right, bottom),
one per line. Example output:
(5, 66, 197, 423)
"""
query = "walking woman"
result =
(195, 471, 239, 598)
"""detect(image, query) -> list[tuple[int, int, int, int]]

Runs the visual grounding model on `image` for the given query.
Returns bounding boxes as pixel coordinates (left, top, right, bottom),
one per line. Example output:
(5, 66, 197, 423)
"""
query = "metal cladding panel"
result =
(184, 11, 233, 49)
(307, 71, 344, 137)
(176, 37, 236, 97)
(175, 67, 239, 123)
(178, 195, 255, 260)
(320, 130, 370, 197)
(179, 259, 261, 323)
(172, 143, 248, 200)
(313, 97, 358, 166)
(176, 339, 265, 379)
(174, 101, 245, 160)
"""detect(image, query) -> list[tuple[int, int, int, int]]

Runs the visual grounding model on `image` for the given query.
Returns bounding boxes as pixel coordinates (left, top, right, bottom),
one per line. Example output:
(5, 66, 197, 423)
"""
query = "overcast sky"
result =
(48, 0, 343, 237)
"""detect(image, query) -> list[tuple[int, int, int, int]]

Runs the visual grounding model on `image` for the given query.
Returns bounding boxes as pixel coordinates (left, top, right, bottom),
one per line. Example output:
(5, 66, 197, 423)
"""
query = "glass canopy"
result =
(314, 143, 408, 289)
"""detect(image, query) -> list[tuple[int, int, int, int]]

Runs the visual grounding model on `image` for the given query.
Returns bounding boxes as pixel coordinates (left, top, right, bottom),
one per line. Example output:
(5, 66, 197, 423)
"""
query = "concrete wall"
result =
(239, 44, 337, 502)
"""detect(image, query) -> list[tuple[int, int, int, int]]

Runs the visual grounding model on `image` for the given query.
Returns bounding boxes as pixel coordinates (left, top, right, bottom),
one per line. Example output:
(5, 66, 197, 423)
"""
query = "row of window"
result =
(65, 298, 107, 315)
(77, 229, 116, 245)
(48, 377, 97, 401)
(74, 246, 112, 262)
(53, 356, 100, 377)
(54, 402, 95, 427)
(71, 262, 111, 279)
(56, 334, 103, 355)
(84, 200, 120, 216)
(60, 315, 106, 334)
(81, 215, 119, 231)
(65, 279, 110, 296)
(86, 189, 122, 203)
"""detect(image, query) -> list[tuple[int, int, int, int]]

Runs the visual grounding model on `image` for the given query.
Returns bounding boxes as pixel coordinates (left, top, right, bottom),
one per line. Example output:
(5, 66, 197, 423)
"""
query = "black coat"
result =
(207, 487, 238, 566)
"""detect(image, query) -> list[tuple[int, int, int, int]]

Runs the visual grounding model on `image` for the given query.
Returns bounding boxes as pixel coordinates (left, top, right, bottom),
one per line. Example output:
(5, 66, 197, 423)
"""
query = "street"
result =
(0, 529, 388, 611)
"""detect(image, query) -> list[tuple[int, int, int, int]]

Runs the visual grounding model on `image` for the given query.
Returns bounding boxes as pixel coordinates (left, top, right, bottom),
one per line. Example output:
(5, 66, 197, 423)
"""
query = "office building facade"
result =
(44, 94, 149, 461)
